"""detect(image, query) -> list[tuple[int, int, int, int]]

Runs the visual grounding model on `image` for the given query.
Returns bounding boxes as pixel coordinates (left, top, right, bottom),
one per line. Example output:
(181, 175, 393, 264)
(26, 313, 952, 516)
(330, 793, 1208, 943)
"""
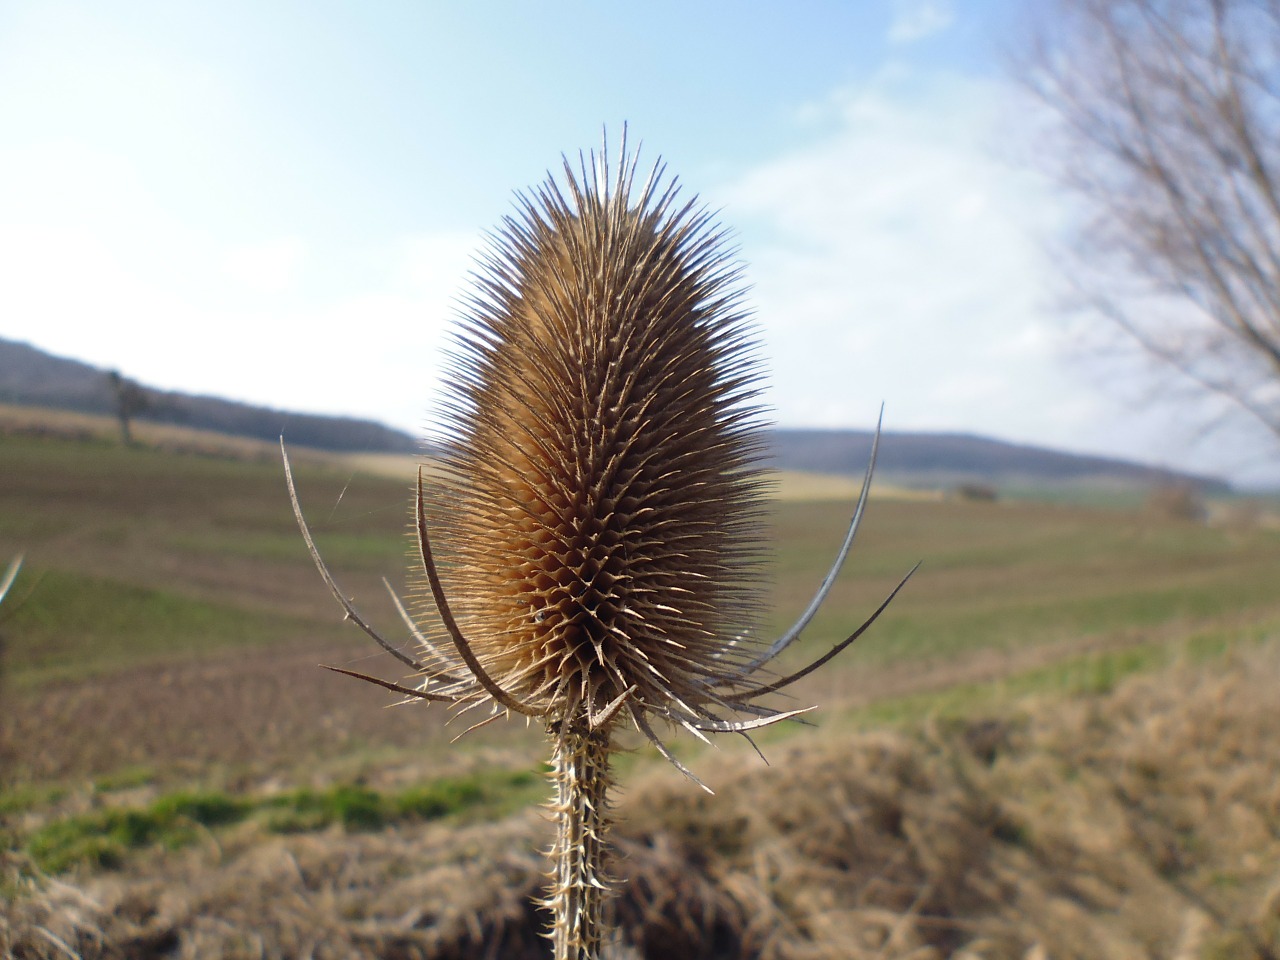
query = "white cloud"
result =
(720, 68, 1071, 440)
(0, 223, 188, 371)
(222, 238, 307, 295)
(888, 0, 955, 44)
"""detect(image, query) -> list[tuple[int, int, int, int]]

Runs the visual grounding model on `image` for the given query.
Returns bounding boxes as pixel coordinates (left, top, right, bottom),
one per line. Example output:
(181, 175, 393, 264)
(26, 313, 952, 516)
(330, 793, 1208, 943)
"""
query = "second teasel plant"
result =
(285, 135, 916, 960)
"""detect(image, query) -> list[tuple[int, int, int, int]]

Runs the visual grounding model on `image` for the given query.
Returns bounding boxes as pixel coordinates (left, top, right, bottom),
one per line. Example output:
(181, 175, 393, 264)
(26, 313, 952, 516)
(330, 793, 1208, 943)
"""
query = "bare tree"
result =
(1017, 0, 1280, 445)
(106, 369, 151, 446)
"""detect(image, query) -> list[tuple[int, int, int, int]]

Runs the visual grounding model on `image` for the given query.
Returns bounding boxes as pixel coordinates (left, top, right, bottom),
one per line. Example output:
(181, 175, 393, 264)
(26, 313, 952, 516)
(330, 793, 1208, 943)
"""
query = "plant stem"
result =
(545, 719, 615, 960)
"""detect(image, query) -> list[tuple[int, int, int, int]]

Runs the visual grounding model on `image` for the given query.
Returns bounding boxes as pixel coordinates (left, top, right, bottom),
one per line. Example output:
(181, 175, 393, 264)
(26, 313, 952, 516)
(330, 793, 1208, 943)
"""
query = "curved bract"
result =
(0, 555, 23, 610)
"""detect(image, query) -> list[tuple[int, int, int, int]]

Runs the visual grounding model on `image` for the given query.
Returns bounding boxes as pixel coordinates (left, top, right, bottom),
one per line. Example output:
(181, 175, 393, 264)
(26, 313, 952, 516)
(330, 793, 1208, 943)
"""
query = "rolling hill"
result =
(0, 336, 1229, 492)
(0, 338, 417, 454)
(771, 428, 1230, 493)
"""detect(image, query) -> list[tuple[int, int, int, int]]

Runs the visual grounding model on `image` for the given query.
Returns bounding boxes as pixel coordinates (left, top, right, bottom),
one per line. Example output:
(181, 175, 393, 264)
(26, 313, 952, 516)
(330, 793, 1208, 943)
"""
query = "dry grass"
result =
(5, 636, 1277, 959)
(770, 471, 941, 503)
(622, 637, 1280, 959)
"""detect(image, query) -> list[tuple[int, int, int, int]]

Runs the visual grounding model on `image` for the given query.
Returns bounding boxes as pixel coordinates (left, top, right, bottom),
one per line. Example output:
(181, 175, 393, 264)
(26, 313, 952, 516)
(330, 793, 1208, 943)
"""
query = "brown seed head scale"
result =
(282, 133, 918, 960)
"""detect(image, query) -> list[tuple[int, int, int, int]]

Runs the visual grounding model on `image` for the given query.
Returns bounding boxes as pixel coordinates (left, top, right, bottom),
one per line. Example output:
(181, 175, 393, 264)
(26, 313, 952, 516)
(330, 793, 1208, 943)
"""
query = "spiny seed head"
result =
(283, 134, 908, 960)
(425, 144, 771, 728)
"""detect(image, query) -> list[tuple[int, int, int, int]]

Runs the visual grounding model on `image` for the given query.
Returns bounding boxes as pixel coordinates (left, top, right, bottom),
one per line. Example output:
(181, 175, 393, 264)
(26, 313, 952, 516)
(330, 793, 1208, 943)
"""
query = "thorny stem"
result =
(544, 719, 616, 960)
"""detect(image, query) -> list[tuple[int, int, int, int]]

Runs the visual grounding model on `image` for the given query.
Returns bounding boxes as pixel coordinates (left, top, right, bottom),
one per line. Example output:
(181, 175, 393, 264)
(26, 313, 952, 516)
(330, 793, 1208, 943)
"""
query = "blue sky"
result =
(3, 0, 1277, 485)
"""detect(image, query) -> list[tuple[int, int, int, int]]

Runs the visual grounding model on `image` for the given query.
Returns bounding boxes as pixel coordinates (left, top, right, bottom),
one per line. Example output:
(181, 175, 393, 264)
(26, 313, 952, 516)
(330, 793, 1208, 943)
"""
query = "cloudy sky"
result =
(2, 0, 1277, 486)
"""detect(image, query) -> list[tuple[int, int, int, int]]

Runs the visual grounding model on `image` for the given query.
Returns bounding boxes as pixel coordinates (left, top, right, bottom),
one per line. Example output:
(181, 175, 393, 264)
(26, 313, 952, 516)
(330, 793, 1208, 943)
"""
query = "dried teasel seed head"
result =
(426, 142, 771, 732)
(284, 133, 914, 960)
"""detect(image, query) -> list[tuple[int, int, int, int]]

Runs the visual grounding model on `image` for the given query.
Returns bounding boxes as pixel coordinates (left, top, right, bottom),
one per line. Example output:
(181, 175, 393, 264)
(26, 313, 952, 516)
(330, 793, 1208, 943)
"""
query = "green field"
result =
(5, 431, 1277, 683)
(3, 424, 1280, 957)
(3, 429, 1279, 777)
(0, 433, 408, 686)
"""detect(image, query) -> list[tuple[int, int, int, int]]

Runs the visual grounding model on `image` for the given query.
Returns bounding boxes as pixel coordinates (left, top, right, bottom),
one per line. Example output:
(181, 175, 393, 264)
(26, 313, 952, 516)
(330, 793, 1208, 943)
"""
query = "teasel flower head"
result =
(284, 131, 916, 960)
(427, 140, 778, 741)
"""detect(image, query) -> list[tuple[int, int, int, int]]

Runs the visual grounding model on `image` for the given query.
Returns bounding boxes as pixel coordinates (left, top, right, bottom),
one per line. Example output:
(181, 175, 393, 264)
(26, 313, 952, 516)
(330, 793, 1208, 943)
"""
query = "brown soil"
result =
(2, 609, 1187, 787)
(1, 638, 544, 787)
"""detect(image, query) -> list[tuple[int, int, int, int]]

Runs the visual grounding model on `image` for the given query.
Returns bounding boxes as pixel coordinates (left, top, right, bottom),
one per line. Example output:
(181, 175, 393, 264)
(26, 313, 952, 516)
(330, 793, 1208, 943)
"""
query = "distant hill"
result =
(0, 338, 417, 454)
(0, 337, 1229, 492)
(772, 429, 1231, 495)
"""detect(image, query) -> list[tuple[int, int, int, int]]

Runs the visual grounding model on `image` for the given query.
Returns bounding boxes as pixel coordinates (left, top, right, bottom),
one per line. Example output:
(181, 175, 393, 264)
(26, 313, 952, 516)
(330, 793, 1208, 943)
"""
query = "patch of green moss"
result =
(25, 791, 253, 873)
(265, 784, 386, 833)
(21, 767, 547, 874)
(0, 783, 67, 816)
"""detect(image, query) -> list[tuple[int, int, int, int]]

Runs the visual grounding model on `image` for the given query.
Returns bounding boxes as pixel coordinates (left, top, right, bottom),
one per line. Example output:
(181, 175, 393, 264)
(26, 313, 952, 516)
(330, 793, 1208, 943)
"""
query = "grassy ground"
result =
(4, 427, 1278, 782)
(2, 419, 1280, 958)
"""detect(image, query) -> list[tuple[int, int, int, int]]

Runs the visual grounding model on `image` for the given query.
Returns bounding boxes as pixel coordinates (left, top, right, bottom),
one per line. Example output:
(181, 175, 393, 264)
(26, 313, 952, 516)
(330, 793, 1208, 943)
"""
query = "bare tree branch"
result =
(1018, 0, 1280, 450)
